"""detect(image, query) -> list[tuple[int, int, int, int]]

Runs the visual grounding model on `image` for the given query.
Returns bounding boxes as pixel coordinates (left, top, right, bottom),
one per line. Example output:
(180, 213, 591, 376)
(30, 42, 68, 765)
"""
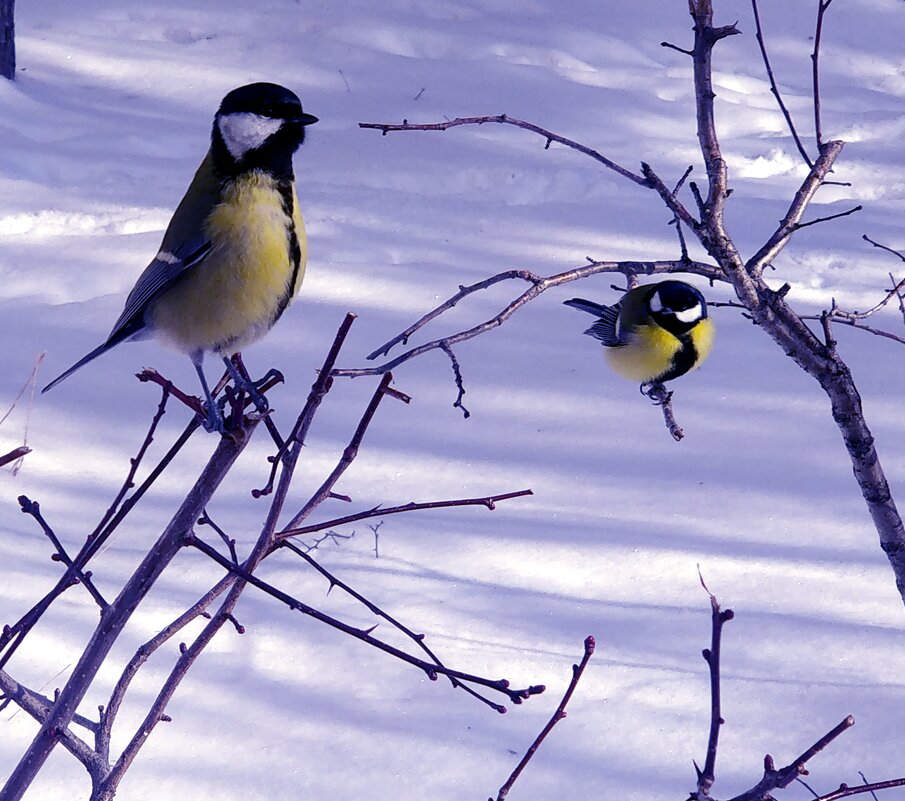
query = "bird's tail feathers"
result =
(563, 297, 612, 317)
(42, 342, 115, 393)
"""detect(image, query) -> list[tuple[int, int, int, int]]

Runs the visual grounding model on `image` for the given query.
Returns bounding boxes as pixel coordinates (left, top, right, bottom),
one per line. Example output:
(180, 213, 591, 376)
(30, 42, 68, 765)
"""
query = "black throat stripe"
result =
(273, 180, 302, 324)
(659, 334, 698, 382)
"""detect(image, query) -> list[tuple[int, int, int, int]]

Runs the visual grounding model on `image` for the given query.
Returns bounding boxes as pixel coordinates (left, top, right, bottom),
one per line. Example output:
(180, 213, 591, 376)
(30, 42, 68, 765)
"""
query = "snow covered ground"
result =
(2, 1, 905, 799)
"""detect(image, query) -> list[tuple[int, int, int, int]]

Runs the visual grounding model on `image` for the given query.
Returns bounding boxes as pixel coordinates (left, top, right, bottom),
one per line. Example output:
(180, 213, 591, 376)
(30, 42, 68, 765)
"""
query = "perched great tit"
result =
(563, 280, 714, 385)
(42, 82, 318, 432)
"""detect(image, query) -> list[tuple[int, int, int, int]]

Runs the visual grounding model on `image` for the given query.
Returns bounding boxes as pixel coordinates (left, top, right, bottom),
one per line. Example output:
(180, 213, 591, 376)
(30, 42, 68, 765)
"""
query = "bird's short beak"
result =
(297, 112, 319, 126)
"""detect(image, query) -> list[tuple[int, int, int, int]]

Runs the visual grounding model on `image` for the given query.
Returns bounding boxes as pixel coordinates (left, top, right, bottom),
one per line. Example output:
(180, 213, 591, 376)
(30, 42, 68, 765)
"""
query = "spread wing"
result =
(563, 297, 624, 347)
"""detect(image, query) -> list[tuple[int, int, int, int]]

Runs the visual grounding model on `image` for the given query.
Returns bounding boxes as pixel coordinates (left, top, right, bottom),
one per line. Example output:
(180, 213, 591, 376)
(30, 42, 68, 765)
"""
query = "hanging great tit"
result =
(563, 280, 714, 385)
(42, 82, 318, 432)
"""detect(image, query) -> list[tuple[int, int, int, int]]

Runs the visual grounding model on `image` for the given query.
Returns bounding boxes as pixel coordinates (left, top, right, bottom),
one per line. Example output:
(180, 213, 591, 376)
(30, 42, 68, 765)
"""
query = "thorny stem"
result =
(279, 539, 510, 712)
(193, 535, 544, 708)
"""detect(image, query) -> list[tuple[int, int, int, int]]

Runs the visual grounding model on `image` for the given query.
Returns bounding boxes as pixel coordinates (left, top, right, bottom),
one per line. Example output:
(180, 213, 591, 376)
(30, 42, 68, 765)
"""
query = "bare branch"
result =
(0, 446, 30, 468)
(727, 716, 855, 801)
(492, 636, 595, 801)
(333, 259, 723, 379)
(793, 205, 862, 231)
(279, 489, 533, 539)
(359, 114, 649, 187)
(192, 535, 545, 709)
(642, 382, 684, 442)
(280, 538, 512, 712)
(440, 342, 470, 418)
(17, 497, 107, 609)
(863, 234, 905, 264)
(253, 312, 358, 498)
(815, 778, 905, 801)
(282, 372, 404, 530)
(750, 0, 814, 167)
(812, 0, 835, 149)
(0, 670, 102, 777)
(745, 140, 846, 275)
(695, 575, 734, 795)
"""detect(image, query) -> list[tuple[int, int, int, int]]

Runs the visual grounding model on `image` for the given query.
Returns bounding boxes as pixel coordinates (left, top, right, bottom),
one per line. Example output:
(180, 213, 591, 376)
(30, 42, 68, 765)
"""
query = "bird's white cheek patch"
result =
(675, 303, 703, 324)
(218, 112, 283, 160)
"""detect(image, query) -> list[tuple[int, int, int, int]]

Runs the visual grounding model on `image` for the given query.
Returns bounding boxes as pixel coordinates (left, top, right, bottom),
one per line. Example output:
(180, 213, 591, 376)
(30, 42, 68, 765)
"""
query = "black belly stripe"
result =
(658, 335, 698, 382)
(273, 180, 302, 324)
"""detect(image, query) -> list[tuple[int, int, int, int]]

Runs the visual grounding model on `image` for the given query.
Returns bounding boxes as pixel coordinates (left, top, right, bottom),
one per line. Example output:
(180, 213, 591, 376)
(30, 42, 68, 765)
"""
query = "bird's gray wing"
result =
(107, 237, 213, 343)
(563, 297, 623, 347)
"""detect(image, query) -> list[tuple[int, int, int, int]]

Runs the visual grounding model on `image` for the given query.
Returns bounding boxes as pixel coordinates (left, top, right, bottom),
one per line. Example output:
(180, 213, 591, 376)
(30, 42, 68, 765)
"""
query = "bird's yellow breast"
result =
(605, 318, 714, 383)
(149, 171, 306, 355)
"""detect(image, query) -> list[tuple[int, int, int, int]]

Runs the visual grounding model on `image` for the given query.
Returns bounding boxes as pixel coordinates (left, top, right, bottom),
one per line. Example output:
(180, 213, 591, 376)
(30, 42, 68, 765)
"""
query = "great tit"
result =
(42, 82, 318, 432)
(563, 280, 714, 385)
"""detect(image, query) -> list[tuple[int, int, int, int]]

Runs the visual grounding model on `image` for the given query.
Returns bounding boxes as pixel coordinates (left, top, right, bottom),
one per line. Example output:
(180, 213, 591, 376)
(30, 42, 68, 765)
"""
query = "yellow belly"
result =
(149, 172, 306, 355)
(605, 319, 714, 382)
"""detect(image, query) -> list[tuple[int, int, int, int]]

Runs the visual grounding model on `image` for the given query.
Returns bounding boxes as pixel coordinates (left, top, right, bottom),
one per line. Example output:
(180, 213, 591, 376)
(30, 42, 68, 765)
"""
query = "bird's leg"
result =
(191, 351, 226, 433)
(222, 356, 272, 416)
(640, 381, 673, 406)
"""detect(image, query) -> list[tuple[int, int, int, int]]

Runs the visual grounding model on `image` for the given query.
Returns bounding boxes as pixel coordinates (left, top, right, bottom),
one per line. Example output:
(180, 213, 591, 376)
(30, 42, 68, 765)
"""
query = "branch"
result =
(280, 539, 511, 712)
(333, 259, 723, 379)
(253, 312, 358, 498)
(0, 670, 103, 777)
(191, 535, 545, 709)
(1, 422, 257, 799)
(359, 114, 649, 187)
(282, 372, 405, 530)
(97, 574, 236, 761)
(0, 391, 194, 671)
(812, 0, 835, 150)
(750, 0, 814, 167)
(17, 497, 107, 610)
(816, 778, 905, 801)
(727, 716, 855, 801)
(491, 636, 595, 801)
(745, 140, 846, 275)
(642, 383, 684, 442)
(695, 574, 734, 795)
(279, 489, 533, 539)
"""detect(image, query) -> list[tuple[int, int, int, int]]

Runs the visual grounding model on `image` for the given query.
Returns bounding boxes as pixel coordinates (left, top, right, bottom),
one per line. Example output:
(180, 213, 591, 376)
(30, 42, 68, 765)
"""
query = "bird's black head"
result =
(212, 82, 318, 180)
(647, 280, 708, 336)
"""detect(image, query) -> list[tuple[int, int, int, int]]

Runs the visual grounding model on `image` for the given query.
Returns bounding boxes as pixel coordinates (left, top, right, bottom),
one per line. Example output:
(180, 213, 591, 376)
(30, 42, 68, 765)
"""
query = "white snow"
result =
(2, 1, 905, 800)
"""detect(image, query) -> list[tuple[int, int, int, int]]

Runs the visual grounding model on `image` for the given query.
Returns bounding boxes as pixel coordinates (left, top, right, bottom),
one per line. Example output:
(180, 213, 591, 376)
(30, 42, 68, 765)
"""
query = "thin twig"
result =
(695, 573, 734, 795)
(17, 497, 108, 610)
(280, 539, 511, 712)
(440, 342, 470, 418)
(750, 0, 814, 167)
(863, 234, 905, 264)
(192, 535, 545, 708)
(279, 489, 534, 539)
(333, 259, 723, 379)
(814, 778, 905, 801)
(793, 205, 861, 231)
(97, 574, 236, 761)
(359, 114, 649, 186)
(0, 391, 193, 670)
(492, 636, 595, 801)
(727, 716, 855, 801)
(812, 0, 835, 150)
(642, 383, 684, 442)
(253, 312, 358, 498)
(282, 372, 407, 531)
